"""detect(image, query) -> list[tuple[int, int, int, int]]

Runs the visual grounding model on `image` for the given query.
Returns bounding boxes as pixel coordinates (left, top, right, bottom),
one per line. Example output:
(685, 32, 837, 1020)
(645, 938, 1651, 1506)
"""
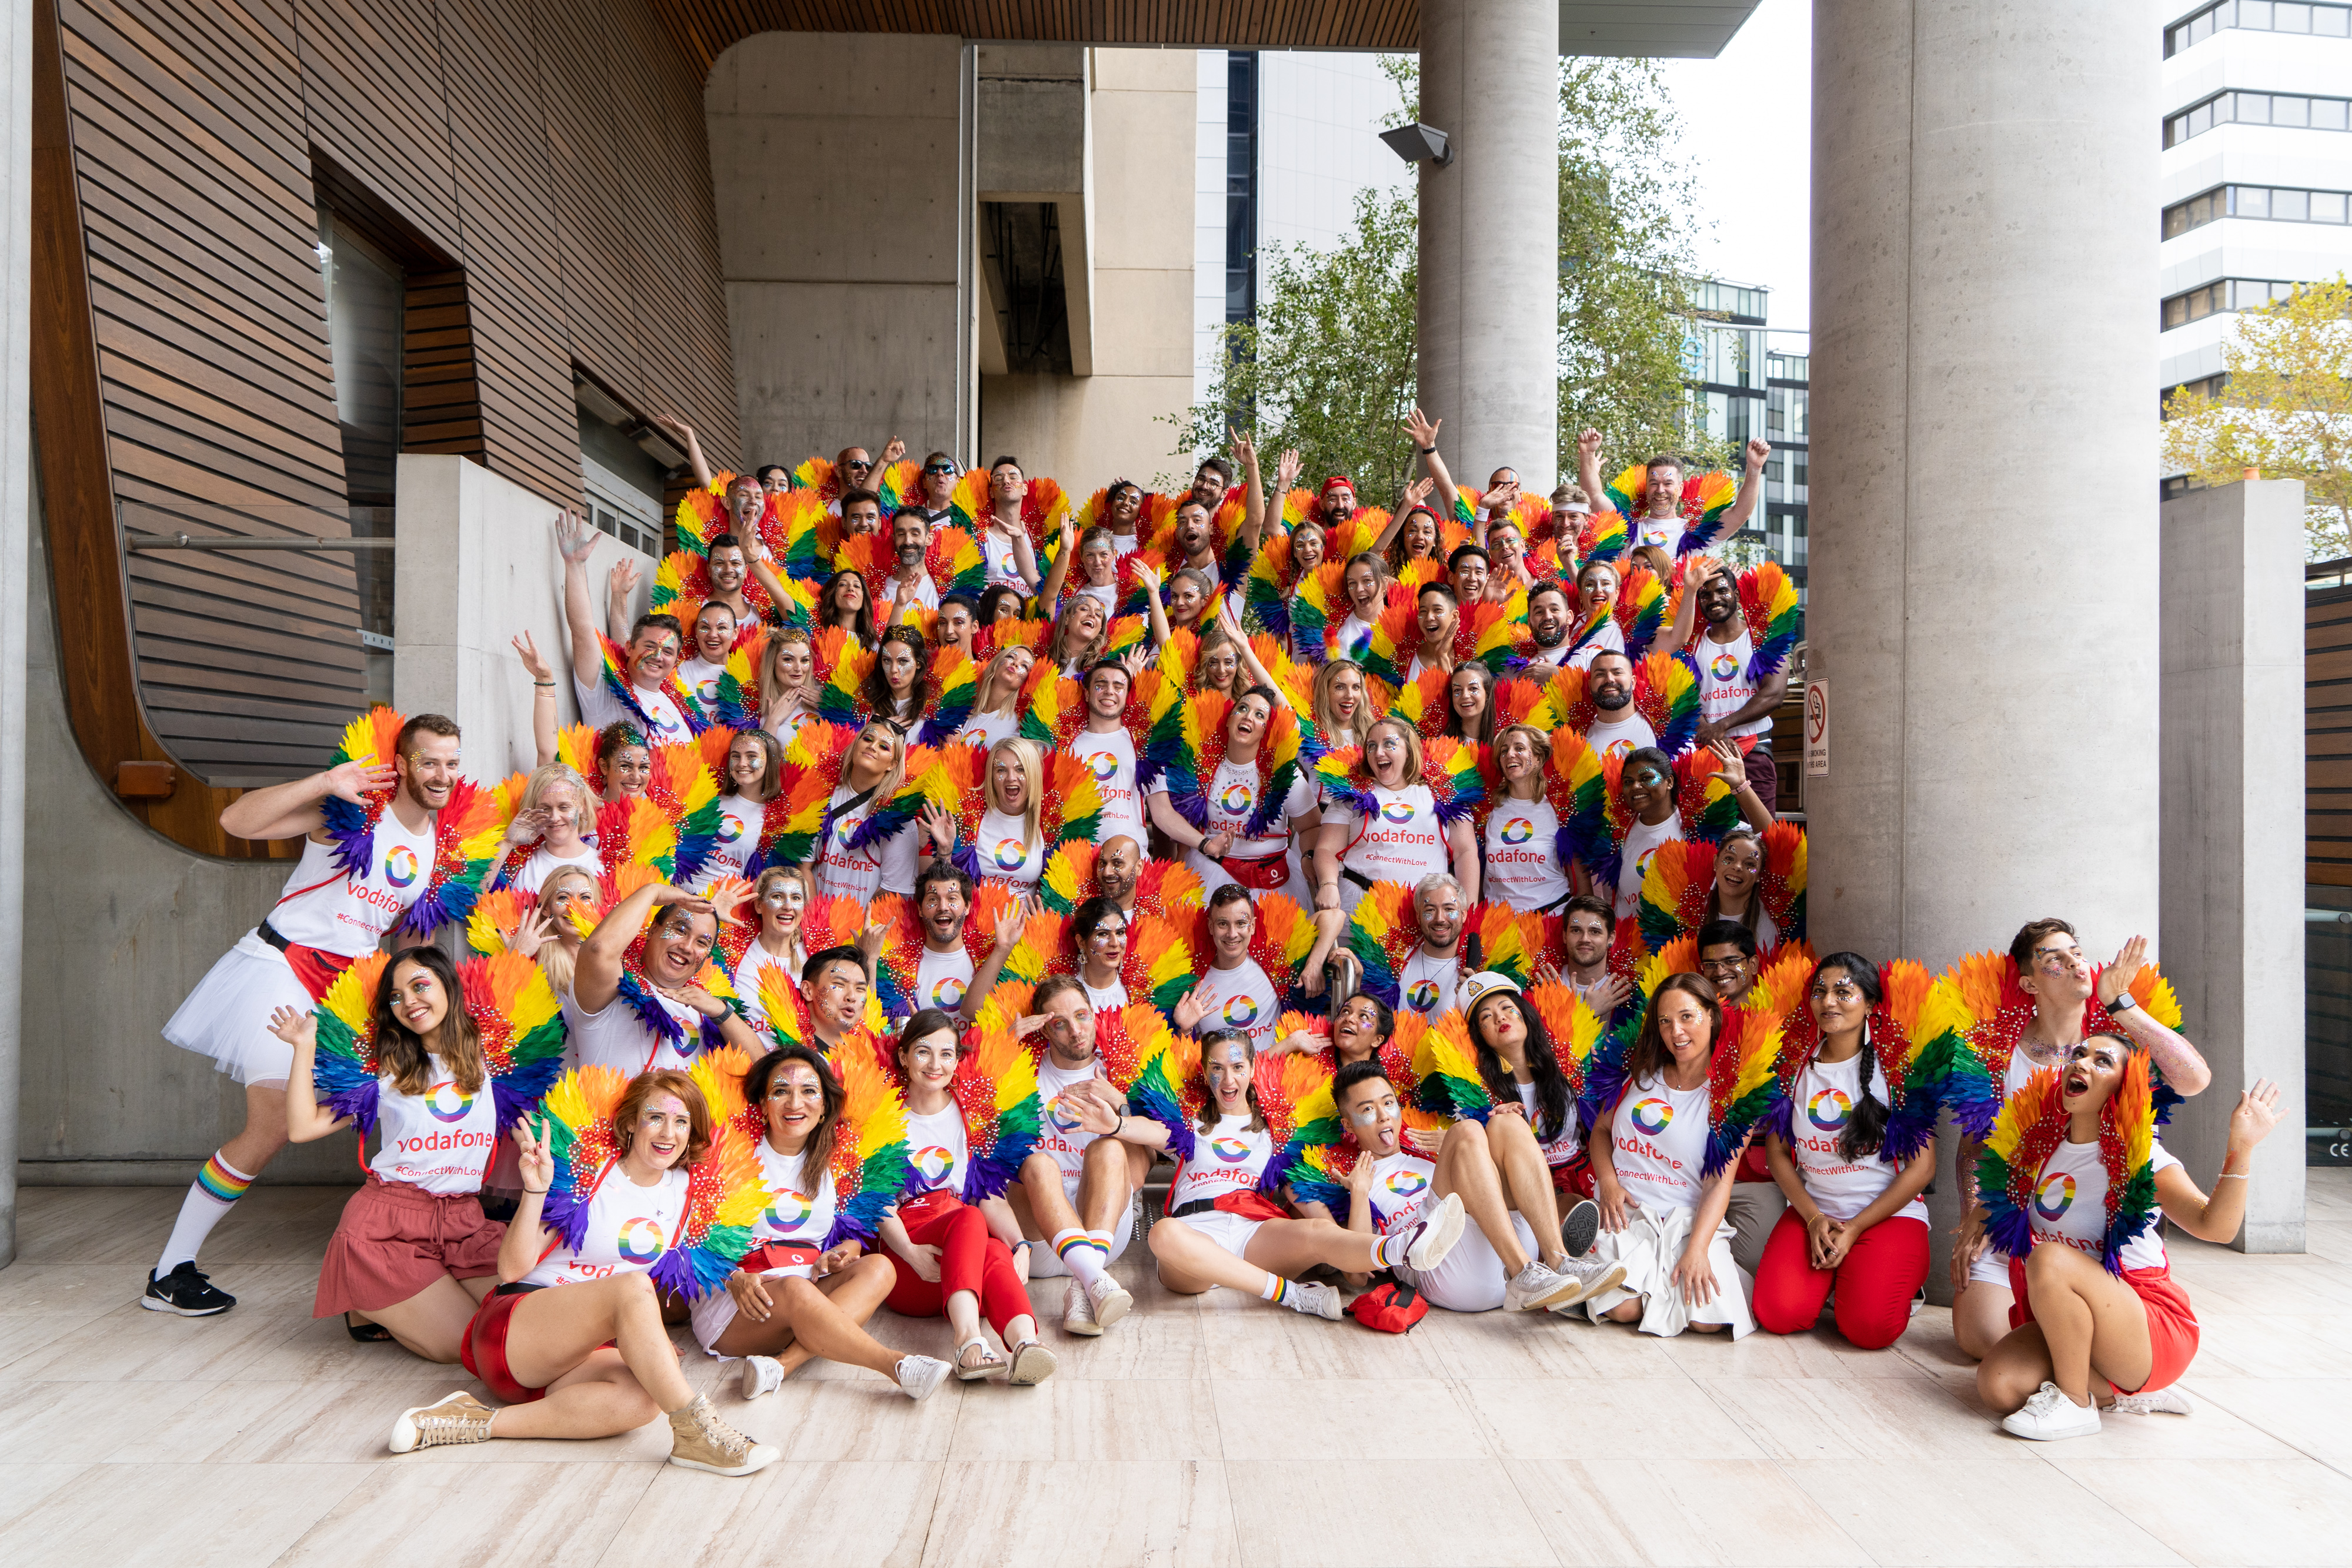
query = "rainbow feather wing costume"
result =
(1977, 1056, 2158, 1275)
(917, 647, 980, 746)
(1122, 1013, 1204, 1160)
(1703, 1004, 1786, 1178)
(533, 1064, 764, 1298)
(1758, 821, 1806, 940)
(1633, 652, 1701, 758)
(1252, 1051, 1337, 1194)
(954, 995, 1046, 1201)
(1613, 569, 1667, 659)
(319, 707, 405, 877)
(1525, 978, 1607, 1128)
(1636, 839, 1720, 951)
(1739, 561, 1801, 680)
(1242, 534, 1298, 644)
(1409, 1011, 1496, 1122)
(825, 1042, 916, 1247)
(397, 775, 509, 939)
(308, 952, 392, 1126)
(1577, 508, 1628, 566)
(1604, 463, 1740, 555)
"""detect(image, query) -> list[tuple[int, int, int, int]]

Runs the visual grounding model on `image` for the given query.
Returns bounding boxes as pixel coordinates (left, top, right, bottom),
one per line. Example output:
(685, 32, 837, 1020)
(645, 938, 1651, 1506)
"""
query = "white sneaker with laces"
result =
(1545, 1253, 1628, 1310)
(2001, 1382, 2103, 1442)
(894, 1354, 952, 1402)
(1288, 1280, 1344, 1320)
(739, 1353, 784, 1400)
(2110, 1386, 2194, 1417)
(1086, 1275, 1134, 1332)
(1062, 1277, 1099, 1336)
(1407, 1193, 1466, 1271)
(1503, 1260, 1583, 1312)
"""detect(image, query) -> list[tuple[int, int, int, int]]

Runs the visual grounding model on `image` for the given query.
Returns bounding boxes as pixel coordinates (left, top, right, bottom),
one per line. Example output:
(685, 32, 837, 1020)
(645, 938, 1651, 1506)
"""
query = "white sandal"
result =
(1006, 1336, 1057, 1386)
(954, 1336, 1007, 1382)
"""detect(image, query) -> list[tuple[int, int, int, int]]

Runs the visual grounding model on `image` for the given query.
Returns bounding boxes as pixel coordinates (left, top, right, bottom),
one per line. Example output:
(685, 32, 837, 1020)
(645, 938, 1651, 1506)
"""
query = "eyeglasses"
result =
(1698, 957, 1751, 975)
(924, 462, 956, 474)
(845, 459, 873, 472)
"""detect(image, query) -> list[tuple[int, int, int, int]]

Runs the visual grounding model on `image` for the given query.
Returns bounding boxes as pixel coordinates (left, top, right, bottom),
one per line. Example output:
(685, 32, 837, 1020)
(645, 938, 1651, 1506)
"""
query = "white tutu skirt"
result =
(161, 932, 313, 1086)
(689, 1263, 816, 1355)
(1583, 1202, 1755, 1338)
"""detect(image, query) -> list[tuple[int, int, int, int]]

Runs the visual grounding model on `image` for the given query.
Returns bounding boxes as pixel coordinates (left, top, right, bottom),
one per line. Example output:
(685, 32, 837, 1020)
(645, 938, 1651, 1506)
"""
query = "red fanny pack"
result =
(1218, 851, 1290, 891)
(739, 1242, 823, 1273)
(1213, 1190, 1290, 1223)
(1349, 1280, 1429, 1334)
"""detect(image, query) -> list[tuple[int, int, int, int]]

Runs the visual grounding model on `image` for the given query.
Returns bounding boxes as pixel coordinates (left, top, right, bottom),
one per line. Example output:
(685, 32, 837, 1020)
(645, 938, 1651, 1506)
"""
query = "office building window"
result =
(2167, 184, 2351, 235)
(1224, 52, 1258, 327)
(2167, 2, 2352, 55)
(2162, 373, 2232, 414)
(2161, 276, 2301, 328)
(2166, 89, 2352, 146)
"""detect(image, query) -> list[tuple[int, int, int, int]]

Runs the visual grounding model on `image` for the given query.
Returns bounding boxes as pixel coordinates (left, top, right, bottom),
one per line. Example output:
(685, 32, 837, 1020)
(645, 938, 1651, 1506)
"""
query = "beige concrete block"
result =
(1087, 267, 1200, 376)
(710, 117, 960, 280)
(1090, 99, 1200, 272)
(1091, 47, 1195, 93)
(709, 32, 961, 119)
(1506, 1457, 1873, 1567)
(730, 280, 963, 464)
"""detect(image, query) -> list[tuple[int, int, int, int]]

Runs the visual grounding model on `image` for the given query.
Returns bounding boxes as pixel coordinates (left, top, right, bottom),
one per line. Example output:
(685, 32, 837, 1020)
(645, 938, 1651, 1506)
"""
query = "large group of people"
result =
(142, 419, 2278, 1476)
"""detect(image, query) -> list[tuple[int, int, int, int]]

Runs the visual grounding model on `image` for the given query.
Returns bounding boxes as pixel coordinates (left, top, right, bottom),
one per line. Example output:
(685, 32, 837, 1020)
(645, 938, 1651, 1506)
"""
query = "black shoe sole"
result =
(141, 1293, 232, 1317)
(1559, 1199, 1601, 1260)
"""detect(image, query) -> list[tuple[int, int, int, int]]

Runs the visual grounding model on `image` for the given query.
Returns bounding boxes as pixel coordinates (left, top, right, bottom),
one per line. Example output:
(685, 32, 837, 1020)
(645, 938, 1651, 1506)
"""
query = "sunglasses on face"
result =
(925, 462, 955, 474)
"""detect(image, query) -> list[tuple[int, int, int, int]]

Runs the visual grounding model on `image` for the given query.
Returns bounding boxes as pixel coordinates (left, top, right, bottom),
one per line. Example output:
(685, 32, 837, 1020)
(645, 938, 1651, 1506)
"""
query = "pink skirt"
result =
(313, 1174, 505, 1318)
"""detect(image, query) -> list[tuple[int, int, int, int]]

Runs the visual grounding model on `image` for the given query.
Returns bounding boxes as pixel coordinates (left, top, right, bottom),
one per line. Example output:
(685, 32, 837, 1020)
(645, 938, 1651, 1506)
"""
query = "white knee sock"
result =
(1369, 1227, 1413, 1269)
(155, 1151, 256, 1275)
(1050, 1228, 1108, 1290)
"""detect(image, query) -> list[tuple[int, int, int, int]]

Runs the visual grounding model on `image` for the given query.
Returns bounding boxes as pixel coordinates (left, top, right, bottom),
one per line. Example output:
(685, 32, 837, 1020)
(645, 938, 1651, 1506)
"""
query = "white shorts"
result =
(1583, 1202, 1755, 1339)
(1024, 1188, 1142, 1276)
(1167, 1208, 1264, 1262)
(1967, 1245, 2014, 1289)
(687, 1263, 816, 1355)
(1398, 1209, 1538, 1313)
(162, 932, 319, 1086)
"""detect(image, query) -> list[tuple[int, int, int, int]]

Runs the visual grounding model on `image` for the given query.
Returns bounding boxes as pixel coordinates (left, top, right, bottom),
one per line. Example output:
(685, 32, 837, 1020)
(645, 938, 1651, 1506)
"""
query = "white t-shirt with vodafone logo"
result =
(745, 1141, 838, 1252)
(1695, 626, 1770, 740)
(1167, 762, 1317, 892)
(689, 791, 762, 892)
(812, 785, 920, 904)
(1076, 727, 1147, 845)
(1485, 795, 1570, 911)
(1033, 1055, 1114, 1178)
(1333, 784, 1451, 907)
(368, 1055, 500, 1195)
(1396, 945, 1459, 1018)
(266, 814, 437, 957)
(680, 656, 727, 716)
(576, 672, 692, 745)
(902, 1104, 971, 1199)
(1614, 810, 1685, 918)
(2026, 1136, 2182, 1273)
(1168, 1113, 1273, 1209)
(1366, 1151, 1438, 1232)
(956, 708, 1022, 751)
(1188, 958, 1281, 1052)
(974, 807, 1045, 888)
(1565, 617, 1626, 671)
(1784, 1052, 1928, 1224)
(1583, 707, 1658, 766)
(1610, 1072, 1711, 1213)
(1515, 1080, 1585, 1166)
(521, 1164, 690, 1288)
(912, 944, 975, 1016)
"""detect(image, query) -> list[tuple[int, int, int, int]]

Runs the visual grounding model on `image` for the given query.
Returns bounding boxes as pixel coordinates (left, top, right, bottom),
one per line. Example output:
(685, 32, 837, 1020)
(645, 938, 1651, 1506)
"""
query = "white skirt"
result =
(1582, 1202, 1755, 1338)
(1168, 1208, 1264, 1262)
(161, 932, 316, 1086)
(1025, 1189, 1141, 1276)
(1398, 1209, 1538, 1314)
(689, 1263, 816, 1355)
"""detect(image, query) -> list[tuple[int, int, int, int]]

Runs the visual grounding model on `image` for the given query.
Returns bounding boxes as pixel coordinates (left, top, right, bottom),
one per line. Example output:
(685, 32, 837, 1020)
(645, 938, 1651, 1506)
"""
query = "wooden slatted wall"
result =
(2310, 577, 2352, 887)
(48, 0, 739, 784)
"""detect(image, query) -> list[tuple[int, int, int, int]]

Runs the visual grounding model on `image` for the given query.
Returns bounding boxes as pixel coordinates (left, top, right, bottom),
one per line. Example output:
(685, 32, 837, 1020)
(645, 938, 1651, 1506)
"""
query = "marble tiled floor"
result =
(4, 1175, 2350, 1567)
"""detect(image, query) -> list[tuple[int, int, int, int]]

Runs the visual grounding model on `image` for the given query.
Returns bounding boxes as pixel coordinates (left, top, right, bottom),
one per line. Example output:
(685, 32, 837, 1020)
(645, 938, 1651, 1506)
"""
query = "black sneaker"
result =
(142, 1262, 235, 1316)
(1559, 1198, 1601, 1260)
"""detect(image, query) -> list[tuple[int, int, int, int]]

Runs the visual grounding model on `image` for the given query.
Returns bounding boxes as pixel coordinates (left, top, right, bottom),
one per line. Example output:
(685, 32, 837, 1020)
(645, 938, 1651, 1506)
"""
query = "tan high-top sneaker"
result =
(389, 1390, 495, 1453)
(666, 1393, 780, 1476)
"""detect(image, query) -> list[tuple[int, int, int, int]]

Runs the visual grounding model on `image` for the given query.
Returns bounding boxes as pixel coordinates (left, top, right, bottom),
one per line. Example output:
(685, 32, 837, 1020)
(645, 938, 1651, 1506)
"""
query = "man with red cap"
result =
(1315, 475, 1358, 529)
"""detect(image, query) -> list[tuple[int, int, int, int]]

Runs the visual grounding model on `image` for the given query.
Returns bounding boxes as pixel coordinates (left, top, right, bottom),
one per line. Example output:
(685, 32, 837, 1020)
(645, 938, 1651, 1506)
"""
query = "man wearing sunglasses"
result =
(911, 452, 958, 526)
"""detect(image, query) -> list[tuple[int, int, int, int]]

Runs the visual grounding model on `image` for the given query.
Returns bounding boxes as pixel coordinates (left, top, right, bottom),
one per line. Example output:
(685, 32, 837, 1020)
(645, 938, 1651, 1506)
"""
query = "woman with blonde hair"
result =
(691, 728, 783, 893)
(761, 626, 818, 746)
(508, 864, 599, 1003)
(922, 737, 1054, 891)
(731, 863, 813, 1025)
(1045, 594, 1111, 676)
(1312, 716, 1483, 915)
(957, 643, 1037, 751)
(495, 762, 599, 894)
(801, 720, 924, 906)
(1311, 658, 1373, 754)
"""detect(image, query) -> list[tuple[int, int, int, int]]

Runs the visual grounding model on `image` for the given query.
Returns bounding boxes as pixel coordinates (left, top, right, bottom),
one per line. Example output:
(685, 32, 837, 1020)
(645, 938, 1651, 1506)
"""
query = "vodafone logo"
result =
(1806, 1088, 1851, 1131)
(1603, 738, 1638, 762)
(616, 1216, 665, 1263)
(1380, 800, 1415, 824)
(1629, 1098, 1674, 1135)
(425, 1081, 475, 1124)
(930, 975, 967, 1009)
(1211, 1136, 1252, 1163)
(1383, 1168, 1428, 1200)
(1405, 979, 1440, 1011)
(1047, 1095, 1087, 1134)
(1084, 750, 1119, 782)
(1709, 651, 1740, 680)
(992, 838, 1028, 870)
(697, 679, 721, 706)
(1218, 781, 1253, 813)
(718, 811, 746, 845)
(764, 1189, 814, 1231)
(1500, 815, 1535, 845)
(1220, 995, 1260, 1028)
(911, 1146, 958, 1188)
(384, 846, 420, 888)
(2034, 1173, 2077, 1221)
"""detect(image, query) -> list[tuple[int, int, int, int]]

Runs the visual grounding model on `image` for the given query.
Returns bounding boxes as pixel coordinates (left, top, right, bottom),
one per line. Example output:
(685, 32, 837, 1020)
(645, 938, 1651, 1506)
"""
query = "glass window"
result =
(2322, 6, 2350, 33)
(2277, 189, 2311, 220)
(2240, 186, 2271, 216)
(2316, 191, 2347, 221)
(2243, 0, 2272, 22)
(2239, 94, 2270, 123)
(2317, 99, 2350, 129)
(2277, 1, 2311, 29)
(2276, 95, 2311, 127)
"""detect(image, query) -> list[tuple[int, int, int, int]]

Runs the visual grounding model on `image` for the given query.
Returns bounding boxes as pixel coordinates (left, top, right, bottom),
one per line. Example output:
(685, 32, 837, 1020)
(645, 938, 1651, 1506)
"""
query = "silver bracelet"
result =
(2215, 1172, 2249, 1181)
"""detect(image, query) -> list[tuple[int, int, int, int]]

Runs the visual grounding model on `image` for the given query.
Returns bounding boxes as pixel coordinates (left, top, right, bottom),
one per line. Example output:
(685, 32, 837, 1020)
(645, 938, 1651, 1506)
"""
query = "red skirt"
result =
(313, 1174, 505, 1318)
(2007, 1252, 2200, 1393)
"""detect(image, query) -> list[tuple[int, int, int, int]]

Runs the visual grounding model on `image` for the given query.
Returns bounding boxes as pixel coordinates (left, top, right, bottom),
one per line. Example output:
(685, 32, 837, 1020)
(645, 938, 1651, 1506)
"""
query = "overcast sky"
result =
(1654, 0, 1812, 338)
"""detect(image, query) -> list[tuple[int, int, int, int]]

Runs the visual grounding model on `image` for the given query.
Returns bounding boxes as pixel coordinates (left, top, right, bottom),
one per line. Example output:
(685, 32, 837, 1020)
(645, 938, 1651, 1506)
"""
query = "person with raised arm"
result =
(977, 456, 1043, 593)
(572, 881, 764, 1077)
(959, 643, 1037, 751)
(554, 509, 696, 744)
(492, 761, 599, 895)
(761, 626, 820, 747)
(1574, 427, 1769, 576)
(1656, 554, 1792, 813)
(146, 712, 470, 1317)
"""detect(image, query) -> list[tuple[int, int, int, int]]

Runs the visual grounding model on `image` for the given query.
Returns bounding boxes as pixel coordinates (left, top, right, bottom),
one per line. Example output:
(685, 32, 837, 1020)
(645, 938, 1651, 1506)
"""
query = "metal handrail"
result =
(125, 533, 394, 551)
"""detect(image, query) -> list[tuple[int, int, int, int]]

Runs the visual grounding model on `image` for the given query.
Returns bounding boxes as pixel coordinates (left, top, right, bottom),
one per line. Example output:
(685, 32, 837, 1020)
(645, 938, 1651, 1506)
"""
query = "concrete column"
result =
(2160, 480, 2305, 1252)
(1810, 2, 2160, 1295)
(0, 0, 32, 1265)
(1418, 0, 1558, 494)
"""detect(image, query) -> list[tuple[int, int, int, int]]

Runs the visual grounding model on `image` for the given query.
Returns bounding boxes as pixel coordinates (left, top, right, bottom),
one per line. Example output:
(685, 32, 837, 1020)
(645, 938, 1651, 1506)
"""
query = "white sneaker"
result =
(1086, 1275, 1134, 1333)
(388, 1390, 493, 1453)
(1063, 1278, 1100, 1336)
(1288, 1280, 1344, 1320)
(894, 1354, 952, 1402)
(1544, 1253, 1628, 1310)
(1406, 1193, 1466, 1272)
(2110, 1386, 2194, 1417)
(739, 1353, 784, 1400)
(2001, 1382, 2103, 1442)
(1503, 1260, 1584, 1312)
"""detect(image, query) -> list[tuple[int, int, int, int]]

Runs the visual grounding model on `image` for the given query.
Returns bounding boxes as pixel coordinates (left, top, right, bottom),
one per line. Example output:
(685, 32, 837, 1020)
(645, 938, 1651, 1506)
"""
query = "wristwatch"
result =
(2104, 993, 2137, 1015)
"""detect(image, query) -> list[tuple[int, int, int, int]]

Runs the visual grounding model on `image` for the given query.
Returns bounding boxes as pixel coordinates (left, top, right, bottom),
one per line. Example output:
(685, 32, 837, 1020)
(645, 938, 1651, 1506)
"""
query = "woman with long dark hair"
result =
(860, 625, 932, 730)
(817, 568, 878, 646)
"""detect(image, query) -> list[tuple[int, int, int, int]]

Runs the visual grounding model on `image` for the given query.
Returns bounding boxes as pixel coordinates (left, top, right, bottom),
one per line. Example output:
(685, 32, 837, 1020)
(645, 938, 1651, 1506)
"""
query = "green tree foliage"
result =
(2160, 273, 2352, 560)
(1172, 54, 1720, 493)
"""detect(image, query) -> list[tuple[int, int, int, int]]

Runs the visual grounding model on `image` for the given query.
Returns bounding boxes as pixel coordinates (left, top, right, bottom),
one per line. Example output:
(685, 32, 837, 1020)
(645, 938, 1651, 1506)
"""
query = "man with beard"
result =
(148, 715, 466, 1315)
(1670, 556, 1789, 813)
(694, 532, 795, 630)
(903, 861, 1027, 1024)
(1395, 874, 1469, 1018)
(1575, 428, 1770, 578)
(1174, 884, 1286, 1054)
(1562, 892, 1632, 1014)
(1581, 648, 1658, 764)
(1521, 580, 1576, 668)
(1073, 661, 1150, 846)
(876, 508, 943, 623)
(1187, 453, 1236, 511)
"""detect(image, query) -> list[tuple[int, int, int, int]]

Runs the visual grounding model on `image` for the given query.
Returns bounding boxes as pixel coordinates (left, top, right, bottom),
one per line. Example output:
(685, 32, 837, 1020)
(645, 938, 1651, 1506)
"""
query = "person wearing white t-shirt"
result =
(1599, 742, 1772, 922)
(1572, 427, 1768, 580)
(977, 457, 1043, 593)
(1521, 579, 1577, 668)
(924, 737, 1054, 891)
(1976, 1035, 2281, 1441)
(690, 729, 781, 894)
(383, 1070, 780, 1476)
(1702, 825, 1782, 951)
(760, 627, 820, 751)
(1145, 1032, 1464, 1319)
(1582, 975, 1756, 1338)
(1402, 581, 1458, 683)
(555, 509, 696, 745)
(1173, 885, 1287, 1055)
(1581, 648, 1658, 765)
(1485, 725, 1576, 914)
(1068, 896, 1138, 1012)
(957, 644, 1035, 751)
(1753, 955, 1937, 1350)
(1148, 686, 1321, 904)
(811, 723, 923, 905)
(1560, 893, 1635, 1016)
(573, 882, 766, 1079)
(731, 866, 810, 1027)
(1951, 921, 2216, 1364)
(701, 1043, 952, 1403)
(1661, 556, 1790, 813)
(1073, 661, 1152, 847)
(1312, 718, 1480, 916)
(673, 599, 739, 718)
(494, 762, 601, 895)
(873, 509, 943, 626)
(894, 861, 1023, 1026)
(1005, 977, 1150, 1337)
(1563, 560, 1628, 671)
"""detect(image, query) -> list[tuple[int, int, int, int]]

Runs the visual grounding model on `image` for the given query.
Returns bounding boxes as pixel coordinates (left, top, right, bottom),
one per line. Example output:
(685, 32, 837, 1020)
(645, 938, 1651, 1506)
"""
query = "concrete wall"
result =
(392, 455, 653, 787)
(980, 48, 1197, 489)
(2160, 479, 2306, 1251)
(0, 0, 31, 1255)
(706, 32, 967, 471)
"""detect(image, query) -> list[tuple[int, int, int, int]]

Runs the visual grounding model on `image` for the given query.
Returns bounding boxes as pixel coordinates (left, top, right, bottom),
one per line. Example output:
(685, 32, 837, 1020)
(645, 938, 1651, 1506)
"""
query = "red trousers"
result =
(884, 1192, 1032, 1338)
(1752, 1209, 1929, 1349)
